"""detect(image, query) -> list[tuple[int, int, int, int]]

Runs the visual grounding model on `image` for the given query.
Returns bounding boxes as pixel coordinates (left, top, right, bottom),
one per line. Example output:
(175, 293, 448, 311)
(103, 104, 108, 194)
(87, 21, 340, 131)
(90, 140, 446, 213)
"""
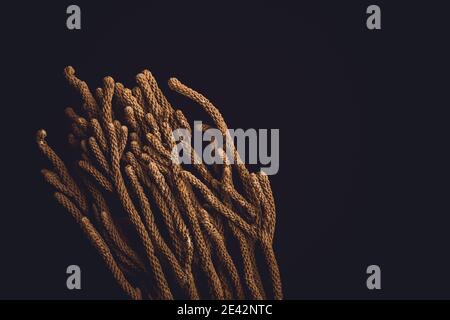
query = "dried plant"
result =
(36, 66, 282, 299)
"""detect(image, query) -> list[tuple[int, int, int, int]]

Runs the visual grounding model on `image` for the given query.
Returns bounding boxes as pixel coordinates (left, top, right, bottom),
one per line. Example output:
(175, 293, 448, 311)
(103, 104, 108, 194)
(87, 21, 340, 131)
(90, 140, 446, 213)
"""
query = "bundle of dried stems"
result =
(36, 66, 282, 300)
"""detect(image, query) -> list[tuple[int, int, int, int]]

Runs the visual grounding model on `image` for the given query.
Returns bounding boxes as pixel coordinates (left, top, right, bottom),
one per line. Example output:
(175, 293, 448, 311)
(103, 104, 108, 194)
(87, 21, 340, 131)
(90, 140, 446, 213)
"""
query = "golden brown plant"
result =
(36, 66, 282, 300)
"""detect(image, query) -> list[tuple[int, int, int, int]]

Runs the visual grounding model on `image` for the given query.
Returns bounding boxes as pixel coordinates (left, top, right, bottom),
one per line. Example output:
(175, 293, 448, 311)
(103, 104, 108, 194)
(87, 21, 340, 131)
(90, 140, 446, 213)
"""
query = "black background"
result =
(1, 0, 449, 299)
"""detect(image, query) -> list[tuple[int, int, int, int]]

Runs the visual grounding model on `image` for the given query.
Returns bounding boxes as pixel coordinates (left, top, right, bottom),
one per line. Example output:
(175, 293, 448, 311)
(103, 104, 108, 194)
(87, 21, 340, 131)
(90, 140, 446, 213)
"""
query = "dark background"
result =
(1, 0, 449, 299)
